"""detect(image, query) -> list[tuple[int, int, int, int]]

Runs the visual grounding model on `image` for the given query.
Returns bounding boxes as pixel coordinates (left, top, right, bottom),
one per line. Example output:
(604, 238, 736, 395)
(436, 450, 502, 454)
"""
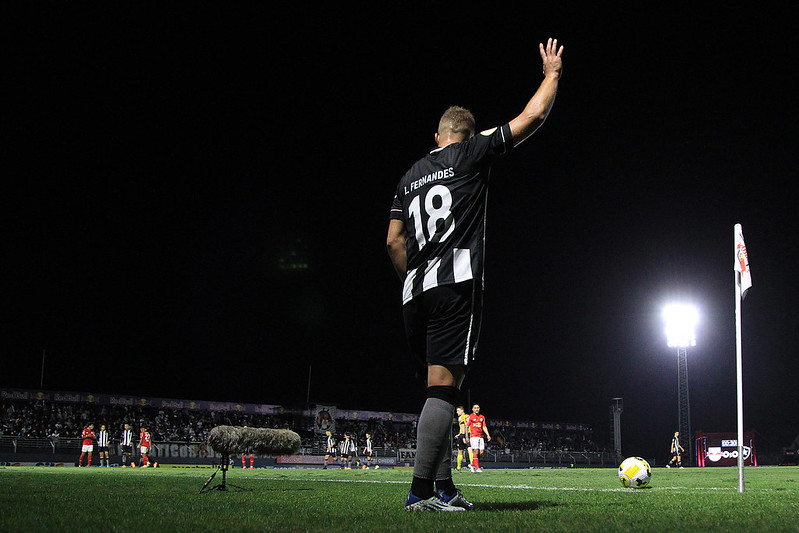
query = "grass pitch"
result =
(0, 465, 797, 532)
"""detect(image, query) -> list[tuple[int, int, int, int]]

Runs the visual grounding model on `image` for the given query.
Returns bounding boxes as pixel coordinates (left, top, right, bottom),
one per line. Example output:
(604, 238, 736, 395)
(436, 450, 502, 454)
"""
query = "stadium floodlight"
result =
(663, 304, 698, 347)
(663, 303, 699, 466)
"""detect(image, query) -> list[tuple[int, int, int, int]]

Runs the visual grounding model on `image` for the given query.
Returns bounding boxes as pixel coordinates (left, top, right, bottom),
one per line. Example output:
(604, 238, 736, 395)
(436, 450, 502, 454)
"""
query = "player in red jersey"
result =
(78, 424, 96, 467)
(138, 426, 152, 467)
(466, 404, 490, 472)
(242, 453, 255, 469)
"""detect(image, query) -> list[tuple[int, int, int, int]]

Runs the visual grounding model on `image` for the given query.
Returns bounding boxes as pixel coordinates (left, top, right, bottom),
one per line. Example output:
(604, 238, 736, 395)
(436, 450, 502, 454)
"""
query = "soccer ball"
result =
(618, 457, 651, 488)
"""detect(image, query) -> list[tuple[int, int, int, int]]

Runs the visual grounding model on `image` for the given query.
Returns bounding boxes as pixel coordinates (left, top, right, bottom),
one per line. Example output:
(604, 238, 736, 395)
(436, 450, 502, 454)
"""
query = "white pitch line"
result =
(250, 476, 739, 492)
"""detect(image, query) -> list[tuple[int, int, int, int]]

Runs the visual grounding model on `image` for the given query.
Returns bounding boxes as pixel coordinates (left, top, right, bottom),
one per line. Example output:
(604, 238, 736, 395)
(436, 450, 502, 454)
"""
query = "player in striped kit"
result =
(323, 430, 337, 469)
(362, 433, 375, 469)
(120, 423, 134, 467)
(340, 433, 357, 470)
(666, 431, 685, 469)
(97, 424, 111, 467)
(387, 38, 564, 511)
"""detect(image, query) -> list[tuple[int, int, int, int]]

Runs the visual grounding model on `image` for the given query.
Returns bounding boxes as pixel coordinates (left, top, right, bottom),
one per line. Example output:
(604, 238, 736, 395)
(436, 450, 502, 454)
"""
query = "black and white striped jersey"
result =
(340, 438, 357, 455)
(390, 124, 513, 304)
(97, 430, 110, 447)
(121, 429, 133, 446)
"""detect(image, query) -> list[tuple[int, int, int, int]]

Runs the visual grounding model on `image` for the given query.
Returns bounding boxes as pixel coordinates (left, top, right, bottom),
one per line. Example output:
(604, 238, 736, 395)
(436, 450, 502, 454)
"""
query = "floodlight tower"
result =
(610, 398, 623, 460)
(663, 304, 698, 466)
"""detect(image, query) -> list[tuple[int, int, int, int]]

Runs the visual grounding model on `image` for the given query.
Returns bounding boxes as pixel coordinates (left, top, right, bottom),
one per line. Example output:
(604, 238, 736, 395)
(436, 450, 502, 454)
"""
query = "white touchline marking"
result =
(249, 477, 740, 492)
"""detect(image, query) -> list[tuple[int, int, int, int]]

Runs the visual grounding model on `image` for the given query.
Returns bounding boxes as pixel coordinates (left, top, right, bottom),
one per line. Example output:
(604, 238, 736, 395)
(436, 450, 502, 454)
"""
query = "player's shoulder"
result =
(467, 124, 513, 150)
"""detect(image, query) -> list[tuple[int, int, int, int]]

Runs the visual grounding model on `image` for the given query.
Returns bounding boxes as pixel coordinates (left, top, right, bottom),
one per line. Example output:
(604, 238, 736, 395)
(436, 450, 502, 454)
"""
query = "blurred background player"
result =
(323, 430, 336, 469)
(362, 433, 374, 469)
(78, 423, 95, 467)
(120, 423, 133, 467)
(454, 406, 469, 471)
(240, 425, 255, 468)
(138, 426, 152, 467)
(97, 424, 111, 467)
(667, 431, 685, 469)
(242, 453, 255, 469)
(467, 404, 490, 472)
(340, 433, 357, 469)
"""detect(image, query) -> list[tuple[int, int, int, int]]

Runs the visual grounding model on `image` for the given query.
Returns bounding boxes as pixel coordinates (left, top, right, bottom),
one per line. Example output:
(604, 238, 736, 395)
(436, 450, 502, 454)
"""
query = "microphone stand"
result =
(200, 453, 250, 493)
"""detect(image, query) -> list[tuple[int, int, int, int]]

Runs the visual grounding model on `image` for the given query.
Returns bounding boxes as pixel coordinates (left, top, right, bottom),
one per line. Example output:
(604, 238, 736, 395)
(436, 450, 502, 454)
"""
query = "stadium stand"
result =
(1, 388, 609, 467)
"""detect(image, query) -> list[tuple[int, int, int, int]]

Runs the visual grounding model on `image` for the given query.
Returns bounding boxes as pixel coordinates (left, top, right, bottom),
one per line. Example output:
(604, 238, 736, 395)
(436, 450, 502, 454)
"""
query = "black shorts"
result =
(455, 435, 468, 451)
(402, 281, 482, 377)
(122, 445, 132, 454)
(98, 446, 110, 453)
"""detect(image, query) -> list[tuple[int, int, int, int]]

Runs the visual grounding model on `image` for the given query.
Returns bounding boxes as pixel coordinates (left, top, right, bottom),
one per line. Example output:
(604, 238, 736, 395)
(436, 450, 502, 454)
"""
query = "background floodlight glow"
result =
(663, 304, 698, 347)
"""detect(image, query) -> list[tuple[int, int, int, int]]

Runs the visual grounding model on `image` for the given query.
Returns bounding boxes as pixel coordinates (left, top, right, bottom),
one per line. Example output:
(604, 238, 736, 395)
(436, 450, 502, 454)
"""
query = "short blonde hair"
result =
(438, 106, 475, 138)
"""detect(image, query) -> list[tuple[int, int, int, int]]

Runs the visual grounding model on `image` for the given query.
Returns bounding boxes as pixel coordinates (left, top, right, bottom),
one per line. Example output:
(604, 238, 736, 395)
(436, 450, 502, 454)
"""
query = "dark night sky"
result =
(6, 4, 798, 459)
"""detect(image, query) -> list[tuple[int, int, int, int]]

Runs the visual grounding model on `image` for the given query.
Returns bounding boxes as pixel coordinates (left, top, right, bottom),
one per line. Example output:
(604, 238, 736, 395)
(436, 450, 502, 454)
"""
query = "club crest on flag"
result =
(735, 241, 749, 274)
(734, 224, 752, 298)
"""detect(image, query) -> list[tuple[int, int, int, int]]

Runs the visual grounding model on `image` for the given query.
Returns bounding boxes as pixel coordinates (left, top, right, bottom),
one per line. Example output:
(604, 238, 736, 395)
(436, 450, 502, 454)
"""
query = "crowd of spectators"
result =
(1, 398, 598, 454)
(0, 399, 413, 451)
(494, 426, 603, 454)
(1, 400, 299, 444)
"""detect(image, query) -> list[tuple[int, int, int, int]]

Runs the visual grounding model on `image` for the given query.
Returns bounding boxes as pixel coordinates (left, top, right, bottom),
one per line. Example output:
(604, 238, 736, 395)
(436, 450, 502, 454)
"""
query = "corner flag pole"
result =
(734, 247, 744, 493)
(733, 223, 751, 494)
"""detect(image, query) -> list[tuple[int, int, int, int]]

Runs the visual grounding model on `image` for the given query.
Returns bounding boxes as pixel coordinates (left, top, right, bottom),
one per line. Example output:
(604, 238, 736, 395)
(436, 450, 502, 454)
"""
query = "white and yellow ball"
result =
(618, 457, 651, 488)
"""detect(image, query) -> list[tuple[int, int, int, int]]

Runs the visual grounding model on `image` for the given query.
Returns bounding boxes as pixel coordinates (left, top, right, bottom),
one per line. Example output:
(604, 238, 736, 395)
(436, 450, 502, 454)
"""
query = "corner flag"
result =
(734, 224, 752, 298)
(733, 223, 751, 494)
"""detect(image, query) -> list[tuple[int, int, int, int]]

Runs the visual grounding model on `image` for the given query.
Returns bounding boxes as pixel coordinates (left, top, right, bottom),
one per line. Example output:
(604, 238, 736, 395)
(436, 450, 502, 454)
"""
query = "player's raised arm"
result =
(508, 38, 564, 147)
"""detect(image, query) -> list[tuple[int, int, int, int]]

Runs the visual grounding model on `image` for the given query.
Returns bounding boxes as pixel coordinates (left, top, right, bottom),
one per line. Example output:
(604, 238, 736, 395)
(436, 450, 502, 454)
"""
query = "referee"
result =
(387, 38, 564, 511)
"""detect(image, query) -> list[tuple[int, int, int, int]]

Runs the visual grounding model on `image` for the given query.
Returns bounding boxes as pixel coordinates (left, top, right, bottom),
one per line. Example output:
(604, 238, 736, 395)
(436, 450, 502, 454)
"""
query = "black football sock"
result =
(411, 476, 435, 499)
(411, 386, 458, 498)
(436, 477, 457, 497)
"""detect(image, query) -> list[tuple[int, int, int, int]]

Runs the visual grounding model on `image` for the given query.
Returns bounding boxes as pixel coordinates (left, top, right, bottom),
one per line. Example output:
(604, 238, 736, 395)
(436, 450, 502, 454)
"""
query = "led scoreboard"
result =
(695, 432, 757, 467)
